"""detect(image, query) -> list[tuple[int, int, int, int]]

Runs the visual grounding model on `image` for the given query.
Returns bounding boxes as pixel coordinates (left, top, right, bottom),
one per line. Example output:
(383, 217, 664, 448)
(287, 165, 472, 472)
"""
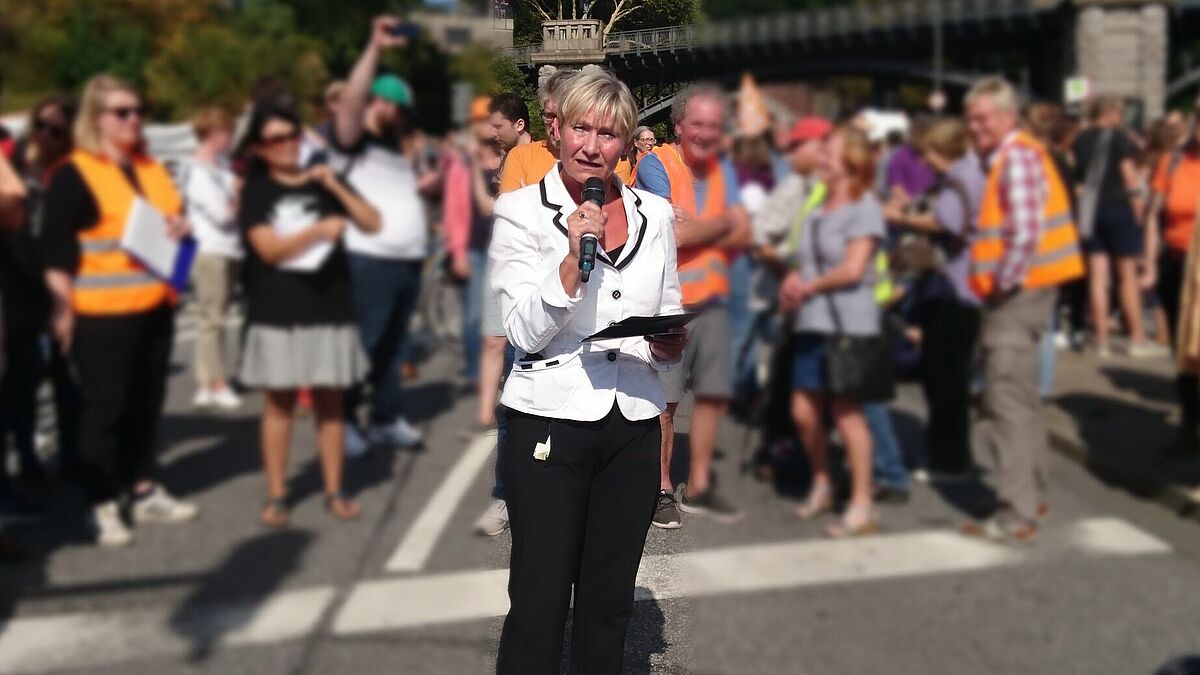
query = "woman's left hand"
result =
(647, 328, 688, 362)
(166, 215, 192, 240)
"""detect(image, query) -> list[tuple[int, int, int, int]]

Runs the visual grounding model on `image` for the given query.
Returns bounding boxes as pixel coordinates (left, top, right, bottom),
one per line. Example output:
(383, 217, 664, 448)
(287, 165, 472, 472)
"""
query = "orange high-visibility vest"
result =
(70, 149, 182, 315)
(635, 144, 730, 307)
(969, 132, 1083, 298)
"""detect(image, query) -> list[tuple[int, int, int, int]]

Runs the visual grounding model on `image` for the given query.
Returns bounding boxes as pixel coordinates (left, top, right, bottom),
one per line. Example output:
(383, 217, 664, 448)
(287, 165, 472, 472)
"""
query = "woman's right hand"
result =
(565, 201, 607, 262)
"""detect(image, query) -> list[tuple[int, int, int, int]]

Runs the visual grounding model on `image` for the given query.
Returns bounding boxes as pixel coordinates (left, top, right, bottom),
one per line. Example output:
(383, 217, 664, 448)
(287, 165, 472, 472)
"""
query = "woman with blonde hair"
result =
(781, 124, 887, 537)
(38, 74, 197, 547)
(489, 69, 686, 673)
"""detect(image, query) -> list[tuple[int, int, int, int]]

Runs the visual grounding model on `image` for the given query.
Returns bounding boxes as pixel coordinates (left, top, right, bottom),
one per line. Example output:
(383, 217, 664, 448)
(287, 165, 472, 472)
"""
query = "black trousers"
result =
(917, 296, 981, 473)
(72, 304, 174, 503)
(497, 404, 660, 675)
(1158, 254, 1200, 430)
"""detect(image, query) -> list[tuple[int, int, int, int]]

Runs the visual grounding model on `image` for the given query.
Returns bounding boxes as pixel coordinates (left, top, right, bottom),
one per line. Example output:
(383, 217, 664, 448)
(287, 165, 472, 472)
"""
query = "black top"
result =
(238, 171, 353, 328)
(1073, 127, 1136, 207)
(468, 165, 500, 252)
(38, 161, 142, 274)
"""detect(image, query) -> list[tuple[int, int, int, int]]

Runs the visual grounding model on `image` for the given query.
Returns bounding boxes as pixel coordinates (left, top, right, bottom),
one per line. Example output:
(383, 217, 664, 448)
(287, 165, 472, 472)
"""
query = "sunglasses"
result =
(638, 137, 656, 143)
(34, 119, 68, 139)
(541, 111, 557, 122)
(259, 129, 302, 147)
(104, 106, 144, 121)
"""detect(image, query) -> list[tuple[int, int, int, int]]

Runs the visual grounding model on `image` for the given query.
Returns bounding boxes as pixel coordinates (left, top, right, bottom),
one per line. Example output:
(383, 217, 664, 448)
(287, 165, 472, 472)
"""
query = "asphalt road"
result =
(2, 307, 1199, 675)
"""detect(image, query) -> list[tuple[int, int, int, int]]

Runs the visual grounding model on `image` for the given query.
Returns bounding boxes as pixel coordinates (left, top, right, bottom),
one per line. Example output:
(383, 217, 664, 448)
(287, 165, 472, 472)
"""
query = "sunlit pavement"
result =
(3, 309, 1200, 675)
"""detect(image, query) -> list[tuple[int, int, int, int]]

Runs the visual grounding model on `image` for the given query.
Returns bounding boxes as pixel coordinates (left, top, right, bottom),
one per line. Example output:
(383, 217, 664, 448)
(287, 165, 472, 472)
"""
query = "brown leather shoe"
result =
(961, 514, 1038, 545)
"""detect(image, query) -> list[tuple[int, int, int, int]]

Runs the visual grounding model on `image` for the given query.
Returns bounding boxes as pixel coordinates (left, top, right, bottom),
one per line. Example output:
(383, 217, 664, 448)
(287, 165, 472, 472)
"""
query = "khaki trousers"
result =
(191, 253, 239, 385)
(980, 288, 1055, 523)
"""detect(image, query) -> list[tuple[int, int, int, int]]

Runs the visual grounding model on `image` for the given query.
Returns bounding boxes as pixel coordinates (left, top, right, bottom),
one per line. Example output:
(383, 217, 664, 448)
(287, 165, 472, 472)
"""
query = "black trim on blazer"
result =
(537, 174, 650, 272)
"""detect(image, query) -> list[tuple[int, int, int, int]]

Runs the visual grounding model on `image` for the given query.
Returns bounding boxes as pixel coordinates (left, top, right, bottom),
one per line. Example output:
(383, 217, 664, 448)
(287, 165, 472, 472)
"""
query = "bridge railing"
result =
(501, 0, 1043, 66)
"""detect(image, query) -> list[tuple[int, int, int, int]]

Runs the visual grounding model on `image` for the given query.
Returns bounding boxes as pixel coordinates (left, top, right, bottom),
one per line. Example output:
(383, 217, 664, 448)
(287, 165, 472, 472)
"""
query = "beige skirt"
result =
(239, 323, 369, 389)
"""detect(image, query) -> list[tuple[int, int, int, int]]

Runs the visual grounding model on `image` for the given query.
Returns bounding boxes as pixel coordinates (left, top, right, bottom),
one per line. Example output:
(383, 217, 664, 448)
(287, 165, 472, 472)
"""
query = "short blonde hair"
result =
(554, 69, 637, 141)
(191, 106, 234, 141)
(918, 118, 968, 160)
(966, 76, 1020, 113)
(74, 74, 144, 155)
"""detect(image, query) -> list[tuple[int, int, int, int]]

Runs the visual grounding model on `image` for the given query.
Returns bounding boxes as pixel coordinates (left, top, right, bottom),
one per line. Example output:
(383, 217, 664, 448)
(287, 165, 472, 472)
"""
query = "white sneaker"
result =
(1054, 331, 1069, 351)
(367, 417, 423, 448)
(192, 388, 214, 408)
(210, 387, 241, 410)
(1127, 341, 1169, 360)
(93, 501, 133, 547)
(474, 499, 509, 536)
(132, 485, 199, 523)
(345, 425, 370, 459)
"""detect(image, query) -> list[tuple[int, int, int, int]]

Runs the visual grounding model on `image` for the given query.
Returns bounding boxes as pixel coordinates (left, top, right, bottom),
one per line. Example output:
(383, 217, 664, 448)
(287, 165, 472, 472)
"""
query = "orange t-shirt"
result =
(498, 140, 558, 195)
(1153, 152, 1200, 253)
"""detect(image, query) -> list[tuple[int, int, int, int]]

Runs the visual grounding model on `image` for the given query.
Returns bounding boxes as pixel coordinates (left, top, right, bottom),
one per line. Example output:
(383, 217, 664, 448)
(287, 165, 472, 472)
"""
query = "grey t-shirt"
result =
(794, 192, 886, 336)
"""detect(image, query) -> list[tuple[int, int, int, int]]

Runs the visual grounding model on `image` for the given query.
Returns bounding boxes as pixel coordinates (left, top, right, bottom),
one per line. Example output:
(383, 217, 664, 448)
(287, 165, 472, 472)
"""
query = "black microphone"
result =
(578, 177, 606, 283)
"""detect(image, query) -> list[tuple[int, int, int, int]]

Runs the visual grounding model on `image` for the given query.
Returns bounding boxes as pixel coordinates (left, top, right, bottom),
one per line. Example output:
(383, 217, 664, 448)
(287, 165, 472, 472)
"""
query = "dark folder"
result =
(580, 313, 699, 342)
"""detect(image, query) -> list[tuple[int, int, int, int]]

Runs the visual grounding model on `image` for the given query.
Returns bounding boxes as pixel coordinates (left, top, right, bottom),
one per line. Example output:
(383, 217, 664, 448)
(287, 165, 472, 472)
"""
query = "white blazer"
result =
(488, 165, 684, 422)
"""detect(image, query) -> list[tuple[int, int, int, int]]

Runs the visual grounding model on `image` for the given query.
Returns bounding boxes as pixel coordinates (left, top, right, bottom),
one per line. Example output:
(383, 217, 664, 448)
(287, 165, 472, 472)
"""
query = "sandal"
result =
(795, 483, 833, 520)
(826, 504, 878, 539)
(260, 496, 289, 528)
(325, 492, 361, 521)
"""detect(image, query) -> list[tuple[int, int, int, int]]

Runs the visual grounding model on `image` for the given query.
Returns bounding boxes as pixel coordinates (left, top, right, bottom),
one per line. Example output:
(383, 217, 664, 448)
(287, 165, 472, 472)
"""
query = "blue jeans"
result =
(493, 344, 515, 501)
(728, 254, 756, 396)
(345, 254, 423, 426)
(461, 248, 487, 383)
(864, 402, 908, 491)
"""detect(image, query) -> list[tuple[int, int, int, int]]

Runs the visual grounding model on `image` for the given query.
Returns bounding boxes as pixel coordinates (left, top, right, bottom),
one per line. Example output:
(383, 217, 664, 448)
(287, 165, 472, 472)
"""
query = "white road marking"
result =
(0, 586, 334, 674)
(340, 517, 1171, 634)
(0, 518, 1172, 673)
(384, 431, 498, 572)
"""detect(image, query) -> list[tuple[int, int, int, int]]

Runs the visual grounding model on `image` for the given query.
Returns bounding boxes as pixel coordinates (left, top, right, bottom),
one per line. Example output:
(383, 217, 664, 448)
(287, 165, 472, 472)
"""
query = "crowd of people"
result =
(0, 12, 1195, 584)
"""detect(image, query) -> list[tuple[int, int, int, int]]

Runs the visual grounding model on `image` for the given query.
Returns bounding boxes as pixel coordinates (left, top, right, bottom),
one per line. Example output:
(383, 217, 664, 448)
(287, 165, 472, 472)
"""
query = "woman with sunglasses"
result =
(0, 95, 78, 499)
(236, 102, 380, 527)
(38, 75, 196, 547)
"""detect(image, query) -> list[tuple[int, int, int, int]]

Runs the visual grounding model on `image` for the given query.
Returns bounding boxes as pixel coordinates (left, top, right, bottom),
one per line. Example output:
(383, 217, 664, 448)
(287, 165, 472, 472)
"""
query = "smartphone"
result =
(389, 22, 421, 39)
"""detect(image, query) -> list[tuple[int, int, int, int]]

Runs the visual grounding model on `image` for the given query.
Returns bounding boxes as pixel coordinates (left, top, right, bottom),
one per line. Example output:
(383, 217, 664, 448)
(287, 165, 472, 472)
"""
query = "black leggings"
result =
(1158, 253, 1200, 430)
(497, 404, 659, 675)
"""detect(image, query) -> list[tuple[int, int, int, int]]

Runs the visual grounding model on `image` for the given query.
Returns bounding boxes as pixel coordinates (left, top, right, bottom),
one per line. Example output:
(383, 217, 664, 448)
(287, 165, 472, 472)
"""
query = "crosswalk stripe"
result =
(0, 518, 1171, 673)
(340, 516, 1170, 634)
(0, 586, 335, 675)
(384, 431, 498, 573)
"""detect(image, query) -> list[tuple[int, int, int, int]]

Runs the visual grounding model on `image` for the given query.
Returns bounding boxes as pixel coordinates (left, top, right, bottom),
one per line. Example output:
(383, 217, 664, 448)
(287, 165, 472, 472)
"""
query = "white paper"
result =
(121, 198, 179, 279)
(269, 195, 334, 272)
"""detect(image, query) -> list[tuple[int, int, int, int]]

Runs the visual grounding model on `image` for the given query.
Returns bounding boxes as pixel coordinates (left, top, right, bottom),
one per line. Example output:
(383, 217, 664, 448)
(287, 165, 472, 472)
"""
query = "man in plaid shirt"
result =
(963, 77, 1058, 544)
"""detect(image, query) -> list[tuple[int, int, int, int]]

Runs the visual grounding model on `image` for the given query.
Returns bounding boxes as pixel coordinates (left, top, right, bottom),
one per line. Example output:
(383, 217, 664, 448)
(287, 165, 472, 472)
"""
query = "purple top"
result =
(930, 153, 987, 305)
(886, 144, 936, 197)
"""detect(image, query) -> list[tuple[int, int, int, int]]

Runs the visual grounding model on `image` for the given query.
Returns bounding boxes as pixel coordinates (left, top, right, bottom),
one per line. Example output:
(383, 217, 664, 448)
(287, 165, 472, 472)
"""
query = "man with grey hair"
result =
(635, 82, 752, 527)
(963, 76, 1085, 544)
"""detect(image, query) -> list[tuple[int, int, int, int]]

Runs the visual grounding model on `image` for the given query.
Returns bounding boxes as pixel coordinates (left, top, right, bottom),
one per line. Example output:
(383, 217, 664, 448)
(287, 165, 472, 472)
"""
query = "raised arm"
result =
(335, 16, 407, 150)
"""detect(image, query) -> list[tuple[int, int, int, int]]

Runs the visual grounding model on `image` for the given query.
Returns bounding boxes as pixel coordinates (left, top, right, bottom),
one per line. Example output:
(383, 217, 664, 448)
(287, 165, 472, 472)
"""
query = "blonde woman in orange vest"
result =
(633, 82, 753, 528)
(38, 74, 197, 547)
(961, 77, 1084, 544)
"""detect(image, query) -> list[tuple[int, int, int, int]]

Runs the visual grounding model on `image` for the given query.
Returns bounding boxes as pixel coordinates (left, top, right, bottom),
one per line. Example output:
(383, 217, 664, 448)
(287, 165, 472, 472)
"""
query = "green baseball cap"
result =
(370, 74, 414, 107)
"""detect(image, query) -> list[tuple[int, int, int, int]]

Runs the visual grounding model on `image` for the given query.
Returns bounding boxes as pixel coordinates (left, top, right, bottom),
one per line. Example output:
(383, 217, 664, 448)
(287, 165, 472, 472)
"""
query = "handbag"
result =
(810, 212, 896, 402)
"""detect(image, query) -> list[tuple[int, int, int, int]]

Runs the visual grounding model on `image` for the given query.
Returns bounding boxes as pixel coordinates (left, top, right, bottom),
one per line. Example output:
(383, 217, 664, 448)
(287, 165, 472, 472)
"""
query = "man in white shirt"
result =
(332, 16, 438, 454)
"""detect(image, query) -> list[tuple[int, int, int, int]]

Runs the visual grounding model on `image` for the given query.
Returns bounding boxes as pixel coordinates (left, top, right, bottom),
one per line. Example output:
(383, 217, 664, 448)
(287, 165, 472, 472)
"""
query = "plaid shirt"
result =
(992, 131, 1048, 292)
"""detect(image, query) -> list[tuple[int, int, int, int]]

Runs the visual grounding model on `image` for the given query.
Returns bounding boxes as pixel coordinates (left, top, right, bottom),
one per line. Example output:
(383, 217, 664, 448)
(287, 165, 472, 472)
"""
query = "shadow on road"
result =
(168, 528, 312, 662)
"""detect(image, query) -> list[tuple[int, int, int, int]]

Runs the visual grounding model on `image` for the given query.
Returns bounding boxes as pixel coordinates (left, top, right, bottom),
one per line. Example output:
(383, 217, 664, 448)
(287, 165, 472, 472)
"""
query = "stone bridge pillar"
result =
(1073, 0, 1169, 118)
(531, 19, 606, 89)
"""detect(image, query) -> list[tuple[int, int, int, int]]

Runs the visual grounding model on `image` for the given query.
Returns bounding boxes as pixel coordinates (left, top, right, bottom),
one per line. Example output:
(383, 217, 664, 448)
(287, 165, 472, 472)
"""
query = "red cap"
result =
(788, 116, 833, 145)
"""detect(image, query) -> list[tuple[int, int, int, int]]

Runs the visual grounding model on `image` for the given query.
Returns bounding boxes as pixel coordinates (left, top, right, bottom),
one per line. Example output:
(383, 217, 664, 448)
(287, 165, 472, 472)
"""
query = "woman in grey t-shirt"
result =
(780, 125, 884, 538)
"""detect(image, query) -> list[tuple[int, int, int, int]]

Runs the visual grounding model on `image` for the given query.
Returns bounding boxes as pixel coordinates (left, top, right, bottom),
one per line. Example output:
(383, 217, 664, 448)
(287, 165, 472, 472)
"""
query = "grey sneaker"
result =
(651, 490, 682, 529)
(679, 485, 743, 524)
(132, 485, 199, 524)
(94, 501, 134, 547)
(474, 499, 509, 536)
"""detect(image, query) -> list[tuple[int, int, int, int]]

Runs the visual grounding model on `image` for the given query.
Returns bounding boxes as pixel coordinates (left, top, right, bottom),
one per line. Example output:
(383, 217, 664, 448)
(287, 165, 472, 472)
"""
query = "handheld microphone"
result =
(579, 177, 606, 283)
